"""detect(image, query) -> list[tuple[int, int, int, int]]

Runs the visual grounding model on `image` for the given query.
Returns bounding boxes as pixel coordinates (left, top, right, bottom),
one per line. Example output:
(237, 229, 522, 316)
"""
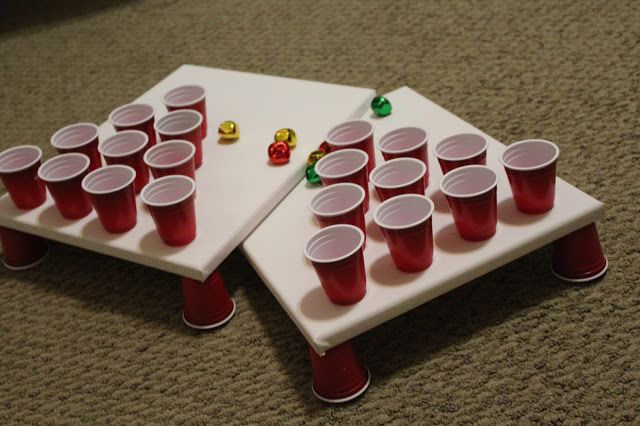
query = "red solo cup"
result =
(500, 139, 559, 214)
(38, 153, 92, 219)
(141, 175, 196, 246)
(99, 130, 149, 194)
(0, 226, 48, 270)
(0, 145, 46, 210)
(434, 133, 488, 174)
(376, 127, 429, 187)
(309, 340, 370, 403)
(82, 165, 137, 233)
(181, 270, 235, 329)
(440, 165, 498, 241)
(143, 140, 196, 180)
(155, 110, 204, 169)
(164, 85, 207, 138)
(309, 183, 366, 247)
(325, 120, 375, 175)
(373, 194, 435, 272)
(370, 157, 426, 202)
(50, 123, 102, 171)
(109, 103, 157, 149)
(552, 223, 608, 282)
(303, 224, 366, 305)
(314, 149, 370, 212)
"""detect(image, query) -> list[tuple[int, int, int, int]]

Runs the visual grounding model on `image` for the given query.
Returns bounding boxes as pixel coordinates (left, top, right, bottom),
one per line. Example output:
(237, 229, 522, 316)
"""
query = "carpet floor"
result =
(0, 0, 638, 424)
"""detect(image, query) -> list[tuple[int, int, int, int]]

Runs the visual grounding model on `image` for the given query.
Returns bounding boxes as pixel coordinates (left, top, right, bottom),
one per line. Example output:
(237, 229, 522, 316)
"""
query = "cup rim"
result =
(154, 110, 203, 136)
(308, 183, 365, 218)
(376, 126, 428, 155)
(109, 103, 155, 128)
(81, 164, 136, 195)
(98, 130, 148, 158)
(370, 157, 426, 189)
(0, 145, 43, 174)
(373, 194, 435, 231)
(50, 122, 99, 150)
(434, 133, 488, 162)
(499, 139, 559, 172)
(325, 120, 373, 147)
(314, 149, 369, 180)
(303, 224, 365, 264)
(38, 153, 90, 183)
(439, 165, 498, 199)
(140, 174, 196, 208)
(163, 85, 206, 108)
(143, 139, 195, 169)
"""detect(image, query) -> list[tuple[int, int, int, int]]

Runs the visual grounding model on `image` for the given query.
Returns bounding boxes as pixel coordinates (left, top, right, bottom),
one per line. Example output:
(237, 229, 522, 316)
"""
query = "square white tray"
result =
(0, 65, 375, 280)
(241, 86, 605, 354)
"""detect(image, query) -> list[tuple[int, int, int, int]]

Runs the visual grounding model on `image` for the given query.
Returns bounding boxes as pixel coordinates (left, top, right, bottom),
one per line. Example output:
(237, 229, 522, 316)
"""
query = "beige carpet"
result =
(1, 0, 638, 424)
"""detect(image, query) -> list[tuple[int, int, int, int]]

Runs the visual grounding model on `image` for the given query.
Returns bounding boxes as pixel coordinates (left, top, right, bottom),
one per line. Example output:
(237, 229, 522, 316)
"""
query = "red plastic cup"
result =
(82, 165, 137, 233)
(143, 140, 196, 180)
(109, 103, 157, 149)
(304, 224, 366, 305)
(141, 175, 196, 246)
(38, 153, 92, 219)
(314, 149, 370, 212)
(373, 194, 435, 272)
(0, 226, 48, 270)
(98, 130, 149, 194)
(155, 110, 204, 169)
(376, 127, 429, 187)
(325, 120, 375, 175)
(434, 133, 488, 174)
(500, 139, 559, 214)
(309, 183, 366, 246)
(309, 340, 370, 403)
(0, 145, 46, 210)
(181, 270, 235, 329)
(370, 157, 426, 202)
(50, 123, 102, 171)
(440, 165, 498, 241)
(164, 85, 207, 138)
(552, 223, 608, 282)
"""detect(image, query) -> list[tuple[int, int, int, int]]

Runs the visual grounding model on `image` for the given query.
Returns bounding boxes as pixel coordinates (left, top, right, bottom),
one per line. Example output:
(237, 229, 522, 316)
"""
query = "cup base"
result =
(312, 368, 371, 404)
(552, 257, 608, 283)
(2, 245, 49, 271)
(182, 299, 236, 330)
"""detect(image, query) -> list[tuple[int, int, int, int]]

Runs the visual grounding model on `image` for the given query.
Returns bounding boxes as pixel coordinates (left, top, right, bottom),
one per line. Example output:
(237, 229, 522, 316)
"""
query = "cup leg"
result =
(0, 226, 49, 270)
(309, 340, 371, 403)
(552, 223, 608, 282)
(181, 269, 235, 329)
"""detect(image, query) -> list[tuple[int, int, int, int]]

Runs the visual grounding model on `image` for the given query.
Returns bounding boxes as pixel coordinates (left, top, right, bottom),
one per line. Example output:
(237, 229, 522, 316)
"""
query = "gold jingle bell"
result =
(274, 128, 297, 149)
(307, 150, 326, 166)
(218, 121, 240, 140)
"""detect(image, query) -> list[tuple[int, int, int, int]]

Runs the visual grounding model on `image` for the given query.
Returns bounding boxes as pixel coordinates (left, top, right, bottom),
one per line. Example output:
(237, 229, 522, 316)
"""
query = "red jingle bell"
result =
(268, 141, 290, 165)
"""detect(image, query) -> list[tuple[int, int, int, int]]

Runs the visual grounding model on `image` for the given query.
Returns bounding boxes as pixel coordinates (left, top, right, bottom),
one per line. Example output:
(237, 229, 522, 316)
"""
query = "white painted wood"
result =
(242, 86, 605, 354)
(0, 65, 375, 280)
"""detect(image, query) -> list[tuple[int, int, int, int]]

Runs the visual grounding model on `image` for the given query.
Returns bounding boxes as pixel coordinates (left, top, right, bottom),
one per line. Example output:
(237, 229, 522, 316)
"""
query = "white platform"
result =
(241, 86, 605, 354)
(0, 65, 374, 280)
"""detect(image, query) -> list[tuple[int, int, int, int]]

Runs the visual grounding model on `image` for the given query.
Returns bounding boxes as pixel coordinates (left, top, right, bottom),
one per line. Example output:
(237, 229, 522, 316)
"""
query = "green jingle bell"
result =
(371, 95, 392, 117)
(305, 163, 321, 184)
